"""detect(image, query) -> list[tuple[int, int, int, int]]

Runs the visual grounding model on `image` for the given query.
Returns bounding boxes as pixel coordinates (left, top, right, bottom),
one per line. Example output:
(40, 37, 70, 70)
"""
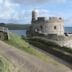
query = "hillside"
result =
(0, 23, 30, 30)
(5, 24, 31, 30)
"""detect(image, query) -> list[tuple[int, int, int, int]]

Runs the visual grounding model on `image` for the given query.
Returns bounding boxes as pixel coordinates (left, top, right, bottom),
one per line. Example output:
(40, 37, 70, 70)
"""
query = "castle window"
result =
(35, 28, 38, 32)
(59, 17, 62, 20)
(54, 26, 56, 30)
(40, 26, 43, 30)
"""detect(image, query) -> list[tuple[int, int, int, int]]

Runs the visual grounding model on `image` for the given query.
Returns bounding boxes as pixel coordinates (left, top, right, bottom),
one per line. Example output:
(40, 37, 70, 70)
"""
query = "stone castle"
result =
(26, 10, 72, 48)
(28, 10, 64, 37)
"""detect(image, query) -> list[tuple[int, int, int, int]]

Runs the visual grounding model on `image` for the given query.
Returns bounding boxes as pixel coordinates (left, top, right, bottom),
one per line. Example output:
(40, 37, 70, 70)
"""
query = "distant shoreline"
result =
(0, 23, 71, 30)
(5, 24, 31, 30)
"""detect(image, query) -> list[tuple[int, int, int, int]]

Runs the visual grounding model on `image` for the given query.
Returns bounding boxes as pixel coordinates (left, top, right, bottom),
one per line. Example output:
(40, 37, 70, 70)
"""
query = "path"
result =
(0, 40, 71, 72)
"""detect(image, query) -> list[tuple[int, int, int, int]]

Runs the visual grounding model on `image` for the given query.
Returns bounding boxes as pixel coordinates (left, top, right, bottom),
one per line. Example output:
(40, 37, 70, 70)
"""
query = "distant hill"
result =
(5, 24, 31, 30)
(0, 23, 31, 30)
(0, 23, 6, 27)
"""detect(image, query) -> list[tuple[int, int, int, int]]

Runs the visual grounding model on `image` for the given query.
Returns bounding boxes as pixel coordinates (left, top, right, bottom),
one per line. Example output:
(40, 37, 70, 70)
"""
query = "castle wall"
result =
(32, 22, 44, 33)
(45, 21, 64, 35)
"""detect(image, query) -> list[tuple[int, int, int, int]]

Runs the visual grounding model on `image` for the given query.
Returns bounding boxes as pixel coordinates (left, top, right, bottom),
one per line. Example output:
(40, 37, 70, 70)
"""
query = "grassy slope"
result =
(5, 33, 71, 70)
(0, 56, 17, 72)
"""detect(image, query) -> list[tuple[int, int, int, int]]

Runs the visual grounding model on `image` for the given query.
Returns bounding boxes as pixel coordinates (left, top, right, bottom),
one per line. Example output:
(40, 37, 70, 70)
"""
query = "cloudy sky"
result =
(0, 0, 72, 26)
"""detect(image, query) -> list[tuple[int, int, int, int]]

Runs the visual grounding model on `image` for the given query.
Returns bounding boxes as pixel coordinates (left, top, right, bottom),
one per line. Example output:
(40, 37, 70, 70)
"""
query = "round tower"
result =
(32, 10, 38, 22)
(44, 17, 64, 36)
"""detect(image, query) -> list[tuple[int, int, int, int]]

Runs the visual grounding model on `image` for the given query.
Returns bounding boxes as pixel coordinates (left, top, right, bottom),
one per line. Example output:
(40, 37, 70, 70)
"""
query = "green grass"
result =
(5, 33, 52, 61)
(0, 56, 17, 72)
(4, 33, 71, 69)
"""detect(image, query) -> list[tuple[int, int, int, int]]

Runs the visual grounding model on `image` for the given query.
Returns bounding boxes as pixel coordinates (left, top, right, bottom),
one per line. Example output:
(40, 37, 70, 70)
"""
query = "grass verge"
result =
(0, 55, 17, 72)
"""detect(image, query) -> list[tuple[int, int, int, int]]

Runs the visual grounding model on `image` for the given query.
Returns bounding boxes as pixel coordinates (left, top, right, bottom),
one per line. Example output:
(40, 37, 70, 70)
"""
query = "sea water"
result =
(9, 27, 72, 36)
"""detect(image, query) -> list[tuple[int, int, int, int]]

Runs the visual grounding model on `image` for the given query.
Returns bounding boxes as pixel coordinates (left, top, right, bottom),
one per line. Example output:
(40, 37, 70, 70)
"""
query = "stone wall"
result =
(0, 31, 8, 40)
(45, 21, 64, 35)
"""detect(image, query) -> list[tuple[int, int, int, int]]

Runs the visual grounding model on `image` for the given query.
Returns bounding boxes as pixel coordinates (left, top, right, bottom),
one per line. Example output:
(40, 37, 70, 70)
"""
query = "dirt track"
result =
(0, 40, 71, 72)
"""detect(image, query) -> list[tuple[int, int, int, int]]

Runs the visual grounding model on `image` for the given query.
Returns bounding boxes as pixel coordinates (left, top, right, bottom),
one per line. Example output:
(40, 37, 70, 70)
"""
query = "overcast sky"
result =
(0, 0, 72, 26)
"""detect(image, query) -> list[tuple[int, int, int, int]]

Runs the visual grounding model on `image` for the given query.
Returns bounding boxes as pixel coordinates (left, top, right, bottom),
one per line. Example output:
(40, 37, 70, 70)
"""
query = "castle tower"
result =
(32, 10, 38, 22)
(30, 10, 64, 37)
(45, 17, 64, 36)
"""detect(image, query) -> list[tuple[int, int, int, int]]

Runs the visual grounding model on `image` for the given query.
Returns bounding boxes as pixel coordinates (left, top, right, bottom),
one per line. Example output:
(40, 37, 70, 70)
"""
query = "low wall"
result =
(0, 32, 9, 40)
(30, 35, 72, 48)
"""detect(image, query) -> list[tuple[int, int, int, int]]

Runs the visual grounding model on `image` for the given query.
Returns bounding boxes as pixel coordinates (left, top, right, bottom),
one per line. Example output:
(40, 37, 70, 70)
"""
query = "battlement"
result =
(49, 17, 62, 20)
(48, 17, 64, 23)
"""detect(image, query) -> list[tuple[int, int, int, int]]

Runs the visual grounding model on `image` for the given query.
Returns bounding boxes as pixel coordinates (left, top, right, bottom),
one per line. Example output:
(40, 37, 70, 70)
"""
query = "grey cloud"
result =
(8, 0, 48, 4)
(8, 0, 65, 4)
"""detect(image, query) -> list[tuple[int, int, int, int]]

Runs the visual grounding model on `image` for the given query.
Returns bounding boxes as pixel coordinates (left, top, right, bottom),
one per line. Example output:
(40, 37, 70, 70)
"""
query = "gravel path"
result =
(0, 40, 71, 72)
